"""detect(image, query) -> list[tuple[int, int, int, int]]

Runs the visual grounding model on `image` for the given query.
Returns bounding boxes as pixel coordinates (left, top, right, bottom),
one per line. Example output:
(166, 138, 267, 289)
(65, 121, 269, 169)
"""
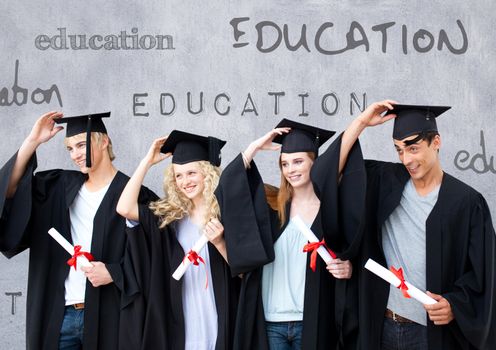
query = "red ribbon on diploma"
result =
(390, 266, 411, 298)
(67, 245, 94, 270)
(303, 239, 337, 272)
(185, 250, 208, 289)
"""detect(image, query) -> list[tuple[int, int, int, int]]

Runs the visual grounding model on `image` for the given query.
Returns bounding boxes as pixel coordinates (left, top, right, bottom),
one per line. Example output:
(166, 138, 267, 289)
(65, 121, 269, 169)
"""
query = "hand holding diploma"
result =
(172, 218, 225, 289)
(292, 215, 337, 272)
(326, 259, 353, 279)
(172, 234, 209, 281)
(81, 262, 114, 287)
(424, 292, 455, 325)
(364, 258, 436, 305)
(48, 228, 94, 271)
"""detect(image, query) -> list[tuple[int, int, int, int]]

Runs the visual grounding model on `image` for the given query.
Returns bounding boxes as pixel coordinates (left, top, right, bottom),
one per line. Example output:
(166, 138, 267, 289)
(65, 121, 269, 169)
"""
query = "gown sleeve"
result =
(121, 203, 160, 304)
(443, 193, 496, 349)
(215, 154, 274, 276)
(120, 203, 170, 350)
(0, 151, 63, 257)
(310, 133, 367, 260)
(106, 187, 158, 292)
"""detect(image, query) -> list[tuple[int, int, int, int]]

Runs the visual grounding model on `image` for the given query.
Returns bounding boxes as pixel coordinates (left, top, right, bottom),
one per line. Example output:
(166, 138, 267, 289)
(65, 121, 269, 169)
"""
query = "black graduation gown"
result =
(358, 159, 496, 350)
(119, 203, 240, 350)
(0, 152, 156, 350)
(216, 134, 365, 350)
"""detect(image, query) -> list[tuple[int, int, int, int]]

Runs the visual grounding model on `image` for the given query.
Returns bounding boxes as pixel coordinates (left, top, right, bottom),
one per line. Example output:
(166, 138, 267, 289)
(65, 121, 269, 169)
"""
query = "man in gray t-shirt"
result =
(382, 178, 439, 326)
(338, 101, 496, 350)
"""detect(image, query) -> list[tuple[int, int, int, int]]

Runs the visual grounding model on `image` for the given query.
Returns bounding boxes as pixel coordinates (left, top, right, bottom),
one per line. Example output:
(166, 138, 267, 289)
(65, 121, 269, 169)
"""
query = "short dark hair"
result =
(403, 131, 439, 147)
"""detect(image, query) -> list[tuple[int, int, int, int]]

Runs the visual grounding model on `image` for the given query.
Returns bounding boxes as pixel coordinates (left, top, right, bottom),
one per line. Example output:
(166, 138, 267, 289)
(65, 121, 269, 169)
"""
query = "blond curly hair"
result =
(149, 160, 221, 228)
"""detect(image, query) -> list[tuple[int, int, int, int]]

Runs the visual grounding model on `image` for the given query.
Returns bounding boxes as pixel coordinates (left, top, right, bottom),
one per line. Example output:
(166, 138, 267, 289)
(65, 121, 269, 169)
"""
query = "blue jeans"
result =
(266, 321, 303, 350)
(381, 317, 428, 350)
(58, 307, 84, 350)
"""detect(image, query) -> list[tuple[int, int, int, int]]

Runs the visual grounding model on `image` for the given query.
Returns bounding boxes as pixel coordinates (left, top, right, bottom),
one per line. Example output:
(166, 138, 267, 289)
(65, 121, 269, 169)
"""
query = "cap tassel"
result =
(314, 131, 320, 157)
(208, 136, 221, 167)
(85, 116, 92, 168)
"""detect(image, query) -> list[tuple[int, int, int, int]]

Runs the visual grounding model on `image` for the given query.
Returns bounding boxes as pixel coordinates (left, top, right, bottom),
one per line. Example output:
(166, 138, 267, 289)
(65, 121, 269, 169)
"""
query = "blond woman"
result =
(117, 131, 238, 350)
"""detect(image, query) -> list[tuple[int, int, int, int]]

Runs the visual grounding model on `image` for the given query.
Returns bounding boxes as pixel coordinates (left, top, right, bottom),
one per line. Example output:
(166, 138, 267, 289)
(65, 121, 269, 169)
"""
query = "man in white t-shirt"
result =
(0, 111, 156, 350)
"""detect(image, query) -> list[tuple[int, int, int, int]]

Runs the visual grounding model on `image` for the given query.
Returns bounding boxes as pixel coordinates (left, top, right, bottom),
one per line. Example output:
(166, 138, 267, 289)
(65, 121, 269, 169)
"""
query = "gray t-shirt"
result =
(382, 179, 440, 325)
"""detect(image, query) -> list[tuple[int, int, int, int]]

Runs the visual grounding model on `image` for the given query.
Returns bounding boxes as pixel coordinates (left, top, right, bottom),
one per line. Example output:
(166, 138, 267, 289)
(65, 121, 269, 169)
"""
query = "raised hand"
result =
(117, 136, 169, 221)
(356, 100, 397, 127)
(254, 127, 290, 151)
(243, 127, 291, 164)
(339, 99, 397, 175)
(7, 111, 64, 198)
(27, 111, 64, 146)
(143, 136, 170, 167)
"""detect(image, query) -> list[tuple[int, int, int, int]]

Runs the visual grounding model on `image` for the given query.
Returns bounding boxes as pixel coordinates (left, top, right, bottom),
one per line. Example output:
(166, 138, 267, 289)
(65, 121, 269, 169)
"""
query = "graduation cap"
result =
(160, 130, 226, 167)
(272, 118, 336, 156)
(385, 104, 451, 140)
(55, 112, 110, 168)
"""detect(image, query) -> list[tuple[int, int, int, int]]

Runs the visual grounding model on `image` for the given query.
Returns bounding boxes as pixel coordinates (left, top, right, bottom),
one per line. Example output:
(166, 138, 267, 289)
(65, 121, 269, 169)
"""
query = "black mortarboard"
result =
(272, 118, 335, 156)
(55, 112, 110, 167)
(160, 130, 226, 167)
(386, 104, 451, 140)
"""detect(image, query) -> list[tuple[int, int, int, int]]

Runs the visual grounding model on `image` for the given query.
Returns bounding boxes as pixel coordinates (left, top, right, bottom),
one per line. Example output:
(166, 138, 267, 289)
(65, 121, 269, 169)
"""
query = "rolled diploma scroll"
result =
(364, 258, 436, 305)
(48, 228, 93, 269)
(172, 234, 209, 281)
(292, 215, 334, 264)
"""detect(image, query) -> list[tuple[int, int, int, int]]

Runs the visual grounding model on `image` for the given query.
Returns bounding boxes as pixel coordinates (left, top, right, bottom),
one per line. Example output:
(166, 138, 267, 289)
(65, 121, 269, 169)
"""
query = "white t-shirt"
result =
(64, 183, 110, 305)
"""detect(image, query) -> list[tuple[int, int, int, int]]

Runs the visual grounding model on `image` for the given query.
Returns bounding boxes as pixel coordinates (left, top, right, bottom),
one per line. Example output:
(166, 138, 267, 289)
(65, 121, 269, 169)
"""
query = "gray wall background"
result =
(1, 1, 494, 348)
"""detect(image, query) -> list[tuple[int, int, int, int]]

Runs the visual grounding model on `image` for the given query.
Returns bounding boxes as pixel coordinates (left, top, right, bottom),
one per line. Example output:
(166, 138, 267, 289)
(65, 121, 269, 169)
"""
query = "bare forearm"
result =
(6, 138, 40, 198)
(339, 117, 368, 175)
(242, 143, 258, 168)
(241, 127, 288, 168)
(339, 100, 396, 175)
(6, 111, 65, 198)
(116, 159, 151, 220)
(213, 239, 228, 263)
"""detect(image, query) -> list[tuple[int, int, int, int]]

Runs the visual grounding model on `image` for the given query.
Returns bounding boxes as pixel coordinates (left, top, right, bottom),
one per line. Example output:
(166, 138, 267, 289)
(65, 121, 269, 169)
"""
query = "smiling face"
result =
(173, 161, 206, 203)
(65, 132, 108, 173)
(394, 133, 441, 182)
(280, 152, 315, 189)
